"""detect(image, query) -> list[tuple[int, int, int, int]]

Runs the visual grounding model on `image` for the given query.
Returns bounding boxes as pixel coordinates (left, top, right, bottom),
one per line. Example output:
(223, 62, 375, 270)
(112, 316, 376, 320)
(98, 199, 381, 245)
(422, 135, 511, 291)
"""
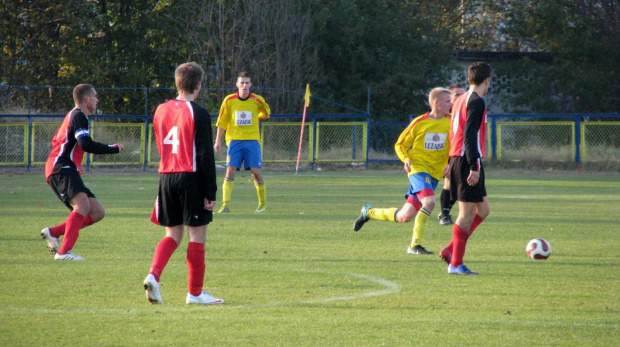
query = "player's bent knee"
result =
(90, 208, 105, 223)
(423, 201, 436, 211)
(398, 213, 415, 223)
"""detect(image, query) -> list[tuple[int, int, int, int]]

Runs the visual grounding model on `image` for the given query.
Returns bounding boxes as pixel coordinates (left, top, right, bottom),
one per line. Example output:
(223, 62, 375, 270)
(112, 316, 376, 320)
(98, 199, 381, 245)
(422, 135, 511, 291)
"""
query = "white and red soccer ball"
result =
(526, 238, 551, 259)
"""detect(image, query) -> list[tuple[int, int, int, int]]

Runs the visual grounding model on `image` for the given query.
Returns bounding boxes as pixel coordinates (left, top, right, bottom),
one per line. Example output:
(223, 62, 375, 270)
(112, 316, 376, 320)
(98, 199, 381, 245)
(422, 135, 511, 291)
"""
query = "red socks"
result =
(187, 242, 206, 296)
(450, 224, 469, 267)
(149, 237, 178, 282)
(470, 214, 483, 233)
(82, 215, 93, 228)
(49, 214, 93, 237)
(447, 214, 485, 267)
(57, 212, 86, 254)
(149, 239, 206, 296)
(49, 223, 65, 237)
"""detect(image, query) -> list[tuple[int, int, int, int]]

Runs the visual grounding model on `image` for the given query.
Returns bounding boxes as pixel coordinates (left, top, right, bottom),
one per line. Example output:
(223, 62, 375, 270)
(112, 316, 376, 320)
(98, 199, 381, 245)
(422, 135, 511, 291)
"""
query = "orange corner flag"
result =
(304, 84, 311, 107)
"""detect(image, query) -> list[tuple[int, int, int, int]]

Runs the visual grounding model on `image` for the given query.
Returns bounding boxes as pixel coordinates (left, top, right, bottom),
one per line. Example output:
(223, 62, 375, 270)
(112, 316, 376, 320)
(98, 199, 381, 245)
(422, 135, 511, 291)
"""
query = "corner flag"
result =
(296, 84, 311, 175)
(304, 83, 311, 107)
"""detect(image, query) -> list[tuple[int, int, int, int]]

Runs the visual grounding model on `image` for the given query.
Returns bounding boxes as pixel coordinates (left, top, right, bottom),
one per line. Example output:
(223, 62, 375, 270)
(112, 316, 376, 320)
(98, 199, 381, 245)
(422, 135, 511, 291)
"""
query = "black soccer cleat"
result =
(353, 204, 372, 231)
(439, 214, 454, 226)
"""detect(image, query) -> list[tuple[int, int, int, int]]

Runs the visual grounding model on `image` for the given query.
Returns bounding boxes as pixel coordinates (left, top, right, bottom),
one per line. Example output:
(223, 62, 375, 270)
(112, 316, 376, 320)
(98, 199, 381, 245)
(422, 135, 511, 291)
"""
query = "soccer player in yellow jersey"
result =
(353, 87, 452, 255)
(214, 72, 271, 213)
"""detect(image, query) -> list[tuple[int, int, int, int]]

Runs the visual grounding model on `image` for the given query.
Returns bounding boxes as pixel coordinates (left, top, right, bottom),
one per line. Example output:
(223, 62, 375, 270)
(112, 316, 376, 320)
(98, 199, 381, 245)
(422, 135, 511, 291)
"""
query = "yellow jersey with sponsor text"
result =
(394, 112, 451, 180)
(216, 92, 271, 145)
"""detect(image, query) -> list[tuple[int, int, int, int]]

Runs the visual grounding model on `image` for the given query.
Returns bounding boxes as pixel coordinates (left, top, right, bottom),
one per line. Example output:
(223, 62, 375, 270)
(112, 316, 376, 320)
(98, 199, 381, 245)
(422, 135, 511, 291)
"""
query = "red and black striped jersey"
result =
(449, 92, 487, 171)
(153, 99, 216, 200)
(45, 108, 119, 182)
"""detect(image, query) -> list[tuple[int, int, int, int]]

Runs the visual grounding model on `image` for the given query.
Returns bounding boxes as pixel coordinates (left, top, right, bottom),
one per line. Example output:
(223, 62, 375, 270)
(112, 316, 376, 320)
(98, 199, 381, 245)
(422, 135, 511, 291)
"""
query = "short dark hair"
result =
(237, 71, 251, 80)
(73, 84, 95, 104)
(175, 62, 204, 94)
(449, 83, 464, 90)
(467, 62, 493, 86)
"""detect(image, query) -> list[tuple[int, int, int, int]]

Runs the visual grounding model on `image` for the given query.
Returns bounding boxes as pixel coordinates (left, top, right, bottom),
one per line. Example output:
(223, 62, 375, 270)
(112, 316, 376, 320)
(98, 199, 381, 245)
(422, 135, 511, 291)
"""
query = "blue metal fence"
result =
(1, 113, 619, 170)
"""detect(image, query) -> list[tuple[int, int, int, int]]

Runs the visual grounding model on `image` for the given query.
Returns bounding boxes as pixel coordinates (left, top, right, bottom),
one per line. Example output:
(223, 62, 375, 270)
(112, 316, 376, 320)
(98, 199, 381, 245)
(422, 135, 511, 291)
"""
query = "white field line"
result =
(234, 271, 400, 307)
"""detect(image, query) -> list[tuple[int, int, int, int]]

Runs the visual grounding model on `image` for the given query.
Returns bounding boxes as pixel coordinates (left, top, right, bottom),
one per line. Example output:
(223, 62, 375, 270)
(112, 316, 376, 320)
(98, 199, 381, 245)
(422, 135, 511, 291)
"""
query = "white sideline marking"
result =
(234, 271, 400, 308)
(307, 273, 400, 303)
(3, 271, 399, 313)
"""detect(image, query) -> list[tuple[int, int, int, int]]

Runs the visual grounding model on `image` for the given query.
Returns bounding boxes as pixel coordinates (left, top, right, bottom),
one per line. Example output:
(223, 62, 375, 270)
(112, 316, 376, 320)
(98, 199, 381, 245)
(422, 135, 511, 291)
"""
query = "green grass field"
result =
(1, 168, 618, 346)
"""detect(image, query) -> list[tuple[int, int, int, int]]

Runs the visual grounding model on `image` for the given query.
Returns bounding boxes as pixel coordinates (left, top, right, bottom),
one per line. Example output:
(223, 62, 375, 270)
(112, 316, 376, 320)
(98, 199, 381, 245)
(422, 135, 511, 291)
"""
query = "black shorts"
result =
(448, 156, 487, 203)
(49, 168, 95, 210)
(151, 172, 213, 227)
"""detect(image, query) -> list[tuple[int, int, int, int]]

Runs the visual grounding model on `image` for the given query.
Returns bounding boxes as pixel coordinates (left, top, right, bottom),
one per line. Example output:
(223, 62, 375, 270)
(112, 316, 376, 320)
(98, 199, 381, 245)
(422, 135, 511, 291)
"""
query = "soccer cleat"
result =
(186, 291, 224, 304)
(448, 264, 479, 275)
(218, 206, 230, 213)
(439, 247, 452, 264)
(40, 227, 59, 254)
(144, 274, 163, 304)
(255, 203, 266, 213)
(439, 214, 454, 225)
(407, 245, 434, 255)
(353, 204, 372, 231)
(54, 251, 84, 261)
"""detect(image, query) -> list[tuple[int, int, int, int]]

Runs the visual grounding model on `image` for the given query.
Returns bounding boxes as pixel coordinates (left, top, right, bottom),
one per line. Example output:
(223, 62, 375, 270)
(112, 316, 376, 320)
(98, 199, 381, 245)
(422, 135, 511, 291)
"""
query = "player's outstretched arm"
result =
(78, 136, 123, 154)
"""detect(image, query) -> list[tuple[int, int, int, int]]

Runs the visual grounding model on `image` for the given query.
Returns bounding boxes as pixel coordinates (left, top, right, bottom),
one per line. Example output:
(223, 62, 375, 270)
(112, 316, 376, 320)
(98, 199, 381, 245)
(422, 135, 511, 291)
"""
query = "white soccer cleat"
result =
(144, 274, 163, 304)
(54, 250, 84, 261)
(40, 227, 59, 254)
(186, 291, 224, 305)
(255, 203, 266, 213)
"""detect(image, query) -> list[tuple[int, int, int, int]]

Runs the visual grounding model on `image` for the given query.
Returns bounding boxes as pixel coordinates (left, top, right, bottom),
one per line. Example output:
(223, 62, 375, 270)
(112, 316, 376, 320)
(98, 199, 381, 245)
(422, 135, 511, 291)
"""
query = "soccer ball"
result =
(526, 238, 551, 259)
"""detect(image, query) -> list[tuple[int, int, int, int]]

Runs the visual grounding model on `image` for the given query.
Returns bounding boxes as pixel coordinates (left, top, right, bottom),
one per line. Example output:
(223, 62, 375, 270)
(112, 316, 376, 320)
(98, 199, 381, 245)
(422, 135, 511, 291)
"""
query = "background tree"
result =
(168, 0, 321, 114)
(0, 1, 97, 112)
(0, 0, 178, 114)
(2, 0, 618, 116)
(310, 0, 454, 119)
(500, 0, 620, 113)
(445, 0, 620, 113)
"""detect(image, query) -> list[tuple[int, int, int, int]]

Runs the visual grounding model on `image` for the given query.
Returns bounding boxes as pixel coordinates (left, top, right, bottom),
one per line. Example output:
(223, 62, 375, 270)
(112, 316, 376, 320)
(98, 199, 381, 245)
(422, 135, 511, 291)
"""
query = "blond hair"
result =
(428, 87, 450, 106)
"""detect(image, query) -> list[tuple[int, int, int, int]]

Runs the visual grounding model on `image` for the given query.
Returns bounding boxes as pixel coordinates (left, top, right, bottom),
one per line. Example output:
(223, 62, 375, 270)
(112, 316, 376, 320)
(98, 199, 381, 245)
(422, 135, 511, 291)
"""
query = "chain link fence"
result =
(2, 114, 371, 170)
(1, 84, 619, 171)
(581, 121, 620, 165)
(488, 115, 620, 169)
(0, 123, 27, 164)
(496, 122, 574, 161)
(4, 113, 617, 171)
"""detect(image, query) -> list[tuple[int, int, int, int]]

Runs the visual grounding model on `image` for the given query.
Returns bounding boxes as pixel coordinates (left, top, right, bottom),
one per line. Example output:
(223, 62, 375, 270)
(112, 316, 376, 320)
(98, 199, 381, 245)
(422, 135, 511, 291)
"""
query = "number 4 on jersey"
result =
(163, 126, 180, 154)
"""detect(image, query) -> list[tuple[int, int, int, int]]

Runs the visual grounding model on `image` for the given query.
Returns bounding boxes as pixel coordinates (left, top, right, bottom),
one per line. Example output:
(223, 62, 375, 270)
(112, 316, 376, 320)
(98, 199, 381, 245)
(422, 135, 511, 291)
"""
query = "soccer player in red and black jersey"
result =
(439, 62, 492, 275)
(143, 62, 223, 305)
(41, 84, 124, 261)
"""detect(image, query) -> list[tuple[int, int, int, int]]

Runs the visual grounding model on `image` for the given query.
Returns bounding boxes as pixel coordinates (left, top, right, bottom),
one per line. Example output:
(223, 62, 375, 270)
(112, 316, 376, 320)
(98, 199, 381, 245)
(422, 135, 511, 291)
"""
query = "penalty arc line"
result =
(2, 271, 400, 314)
(233, 272, 401, 308)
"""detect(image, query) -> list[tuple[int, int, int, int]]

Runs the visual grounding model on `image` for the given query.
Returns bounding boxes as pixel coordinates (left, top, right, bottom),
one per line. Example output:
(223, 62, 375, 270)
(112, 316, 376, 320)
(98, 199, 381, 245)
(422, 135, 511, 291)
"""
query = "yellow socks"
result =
(368, 207, 398, 222)
(255, 181, 266, 206)
(411, 208, 431, 247)
(222, 177, 234, 207)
